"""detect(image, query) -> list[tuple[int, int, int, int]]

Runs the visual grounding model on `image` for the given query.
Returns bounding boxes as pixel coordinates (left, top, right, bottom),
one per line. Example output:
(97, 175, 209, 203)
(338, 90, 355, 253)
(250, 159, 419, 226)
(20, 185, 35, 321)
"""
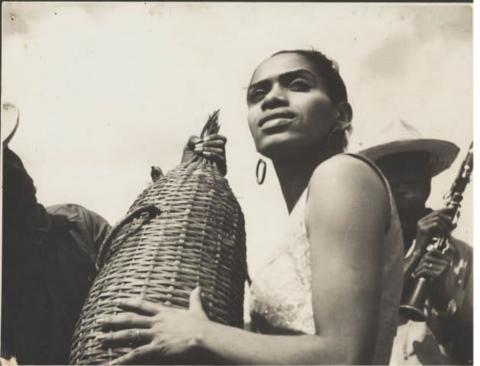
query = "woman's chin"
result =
(256, 134, 318, 161)
(257, 134, 296, 159)
(257, 138, 285, 157)
(257, 141, 298, 160)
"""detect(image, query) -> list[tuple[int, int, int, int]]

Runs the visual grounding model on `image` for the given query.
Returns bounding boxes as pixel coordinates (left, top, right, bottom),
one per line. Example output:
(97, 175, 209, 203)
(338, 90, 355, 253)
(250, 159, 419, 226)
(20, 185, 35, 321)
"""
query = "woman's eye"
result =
(289, 79, 311, 91)
(249, 89, 267, 103)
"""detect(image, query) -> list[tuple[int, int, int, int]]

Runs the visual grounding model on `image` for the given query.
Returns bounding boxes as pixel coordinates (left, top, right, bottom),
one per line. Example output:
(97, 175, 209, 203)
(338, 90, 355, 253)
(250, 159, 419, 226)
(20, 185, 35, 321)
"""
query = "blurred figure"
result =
(360, 120, 473, 365)
(1, 104, 111, 364)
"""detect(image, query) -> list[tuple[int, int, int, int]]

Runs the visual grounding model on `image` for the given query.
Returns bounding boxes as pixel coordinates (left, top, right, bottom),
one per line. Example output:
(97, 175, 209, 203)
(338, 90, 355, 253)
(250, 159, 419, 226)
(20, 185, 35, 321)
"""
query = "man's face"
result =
(376, 152, 432, 223)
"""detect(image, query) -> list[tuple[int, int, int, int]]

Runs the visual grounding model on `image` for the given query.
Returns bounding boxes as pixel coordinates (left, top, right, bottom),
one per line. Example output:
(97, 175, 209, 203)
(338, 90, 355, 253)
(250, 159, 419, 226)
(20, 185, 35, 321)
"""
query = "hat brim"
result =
(360, 139, 460, 177)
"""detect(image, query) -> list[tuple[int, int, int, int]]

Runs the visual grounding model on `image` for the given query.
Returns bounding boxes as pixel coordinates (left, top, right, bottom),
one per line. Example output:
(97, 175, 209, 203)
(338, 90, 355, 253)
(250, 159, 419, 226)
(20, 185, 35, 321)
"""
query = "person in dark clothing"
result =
(1, 104, 225, 364)
(1, 108, 111, 365)
(360, 120, 473, 365)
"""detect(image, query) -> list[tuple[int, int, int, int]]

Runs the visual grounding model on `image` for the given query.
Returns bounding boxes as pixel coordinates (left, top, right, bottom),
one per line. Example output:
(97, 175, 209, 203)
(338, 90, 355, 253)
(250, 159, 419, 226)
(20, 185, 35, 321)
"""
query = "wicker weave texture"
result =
(69, 157, 247, 365)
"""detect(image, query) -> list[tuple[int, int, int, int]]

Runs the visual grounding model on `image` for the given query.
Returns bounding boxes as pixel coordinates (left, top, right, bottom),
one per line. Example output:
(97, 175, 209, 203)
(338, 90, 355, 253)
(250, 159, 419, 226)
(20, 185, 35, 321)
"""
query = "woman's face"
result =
(247, 53, 336, 158)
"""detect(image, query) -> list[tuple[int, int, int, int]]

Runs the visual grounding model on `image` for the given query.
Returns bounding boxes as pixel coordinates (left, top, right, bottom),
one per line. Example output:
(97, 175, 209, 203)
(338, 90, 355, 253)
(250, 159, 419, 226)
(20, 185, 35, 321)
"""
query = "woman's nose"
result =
(261, 84, 288, 111)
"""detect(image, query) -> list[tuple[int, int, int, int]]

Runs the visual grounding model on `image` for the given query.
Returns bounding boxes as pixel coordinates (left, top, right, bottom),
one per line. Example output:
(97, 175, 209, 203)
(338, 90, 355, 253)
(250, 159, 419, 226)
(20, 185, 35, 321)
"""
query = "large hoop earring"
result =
(256, 159, 266, 185)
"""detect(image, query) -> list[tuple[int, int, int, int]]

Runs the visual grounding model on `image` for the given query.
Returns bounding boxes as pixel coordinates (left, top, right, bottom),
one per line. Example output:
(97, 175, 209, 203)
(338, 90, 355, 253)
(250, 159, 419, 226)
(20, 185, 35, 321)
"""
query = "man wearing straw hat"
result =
(358, 120, 473, 365)
(1, 104, 111, 364)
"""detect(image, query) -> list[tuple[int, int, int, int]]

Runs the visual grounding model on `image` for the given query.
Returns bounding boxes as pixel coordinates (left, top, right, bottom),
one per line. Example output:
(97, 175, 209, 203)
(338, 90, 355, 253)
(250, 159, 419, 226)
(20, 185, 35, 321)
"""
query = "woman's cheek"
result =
(247, 113, 262, 145)
(300, 97, 334, 128)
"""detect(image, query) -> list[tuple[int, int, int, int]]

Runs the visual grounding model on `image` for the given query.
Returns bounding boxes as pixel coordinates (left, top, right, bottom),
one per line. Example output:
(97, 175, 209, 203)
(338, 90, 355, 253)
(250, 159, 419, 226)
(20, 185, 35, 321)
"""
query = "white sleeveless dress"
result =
(249, 153, 405, 365)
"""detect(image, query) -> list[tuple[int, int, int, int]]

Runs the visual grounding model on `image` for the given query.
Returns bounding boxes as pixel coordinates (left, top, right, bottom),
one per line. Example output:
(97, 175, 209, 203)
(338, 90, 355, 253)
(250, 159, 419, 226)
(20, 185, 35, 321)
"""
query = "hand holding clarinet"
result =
(400, 142, 473, 321)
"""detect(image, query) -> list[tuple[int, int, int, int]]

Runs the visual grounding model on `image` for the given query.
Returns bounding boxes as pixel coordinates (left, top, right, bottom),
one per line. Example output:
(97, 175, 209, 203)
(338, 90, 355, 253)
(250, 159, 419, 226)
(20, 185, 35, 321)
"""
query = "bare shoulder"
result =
(306, 154, 390, 235)
(306, 156, 393, 361)
(309, 154, 387, 197)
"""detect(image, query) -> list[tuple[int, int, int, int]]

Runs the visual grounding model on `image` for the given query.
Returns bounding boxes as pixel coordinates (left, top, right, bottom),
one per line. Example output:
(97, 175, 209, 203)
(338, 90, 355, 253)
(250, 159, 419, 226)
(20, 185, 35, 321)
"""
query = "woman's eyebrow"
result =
(279, 69, 316, 82)
(247, 79, 270, 93)
(248, 69, 316, 91)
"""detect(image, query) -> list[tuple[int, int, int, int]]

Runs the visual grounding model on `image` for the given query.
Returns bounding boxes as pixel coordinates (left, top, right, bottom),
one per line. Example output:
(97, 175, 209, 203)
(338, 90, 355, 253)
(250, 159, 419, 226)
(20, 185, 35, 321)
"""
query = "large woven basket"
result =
(70, 111, 247, 364)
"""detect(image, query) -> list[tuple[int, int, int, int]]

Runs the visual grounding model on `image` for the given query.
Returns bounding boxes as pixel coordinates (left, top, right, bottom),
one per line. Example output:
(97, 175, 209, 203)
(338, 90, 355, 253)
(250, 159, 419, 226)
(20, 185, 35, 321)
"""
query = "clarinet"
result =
(399, 142, 473, 321)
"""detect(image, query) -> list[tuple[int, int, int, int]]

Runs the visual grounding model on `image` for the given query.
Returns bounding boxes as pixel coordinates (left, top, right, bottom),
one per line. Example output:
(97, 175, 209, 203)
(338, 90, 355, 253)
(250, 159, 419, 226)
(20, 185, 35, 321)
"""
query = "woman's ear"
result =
(333, 101, 353, 131)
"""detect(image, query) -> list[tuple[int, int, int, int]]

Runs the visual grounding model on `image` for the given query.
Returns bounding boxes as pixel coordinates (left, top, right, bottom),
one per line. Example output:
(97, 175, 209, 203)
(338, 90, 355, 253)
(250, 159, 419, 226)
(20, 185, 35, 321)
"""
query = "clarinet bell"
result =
(399, 277, 428, 321)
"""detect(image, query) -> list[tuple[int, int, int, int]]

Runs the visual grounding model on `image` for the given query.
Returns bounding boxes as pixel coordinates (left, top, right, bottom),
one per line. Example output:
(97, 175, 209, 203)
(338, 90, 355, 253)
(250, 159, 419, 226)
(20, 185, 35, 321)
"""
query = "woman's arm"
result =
(101, 292, 334, 365)
(101, 155, 391, 365)
(304, 155, 390, 364)
(207, 156, 390, 364)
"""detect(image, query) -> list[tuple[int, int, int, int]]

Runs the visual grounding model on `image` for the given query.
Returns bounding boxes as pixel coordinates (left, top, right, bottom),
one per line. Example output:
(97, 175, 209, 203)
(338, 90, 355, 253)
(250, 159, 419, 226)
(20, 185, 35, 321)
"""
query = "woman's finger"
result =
(201, 147, 225, 155)
(193, 145, 225, 154)
(100, 312, 152, 331)
(204, 134, 227, 143)
(99, 328, 152, 348)
(203, 146, 225, 155)
(186, 136, 202, 149)
(115, 298, 161, 316)
(189, 287, 208, 319)
(202, 139, 226, 148)
(109, 344, 158, 365)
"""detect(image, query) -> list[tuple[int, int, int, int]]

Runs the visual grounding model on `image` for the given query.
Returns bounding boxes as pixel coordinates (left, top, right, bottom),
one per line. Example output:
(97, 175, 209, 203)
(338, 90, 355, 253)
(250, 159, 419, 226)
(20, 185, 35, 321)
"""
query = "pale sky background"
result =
(1, 2, 473, 272)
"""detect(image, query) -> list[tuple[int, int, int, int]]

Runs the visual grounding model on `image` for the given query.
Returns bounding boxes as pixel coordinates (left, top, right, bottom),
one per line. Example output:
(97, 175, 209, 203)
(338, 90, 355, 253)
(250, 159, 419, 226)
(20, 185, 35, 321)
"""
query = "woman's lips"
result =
(258, 112, 296, 132)
(259, 117, 294, 132)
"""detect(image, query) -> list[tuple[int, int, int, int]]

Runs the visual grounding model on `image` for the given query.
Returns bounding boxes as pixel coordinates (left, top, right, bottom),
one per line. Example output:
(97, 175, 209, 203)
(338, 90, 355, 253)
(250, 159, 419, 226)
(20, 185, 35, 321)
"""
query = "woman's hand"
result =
(99, 288, 211, 365)
(181, 134, 227, 175)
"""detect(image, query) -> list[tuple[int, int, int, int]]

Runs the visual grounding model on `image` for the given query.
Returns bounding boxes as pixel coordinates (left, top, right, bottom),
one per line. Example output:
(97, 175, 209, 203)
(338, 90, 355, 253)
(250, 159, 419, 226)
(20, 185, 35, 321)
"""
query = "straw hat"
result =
(2, 103, 20, 148)
(358, 120, 459, 177)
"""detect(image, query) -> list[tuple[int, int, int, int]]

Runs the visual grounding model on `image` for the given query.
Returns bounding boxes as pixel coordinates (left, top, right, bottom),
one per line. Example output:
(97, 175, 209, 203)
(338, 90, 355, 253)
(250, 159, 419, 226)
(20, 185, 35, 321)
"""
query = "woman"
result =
(99, 50, 405, 365)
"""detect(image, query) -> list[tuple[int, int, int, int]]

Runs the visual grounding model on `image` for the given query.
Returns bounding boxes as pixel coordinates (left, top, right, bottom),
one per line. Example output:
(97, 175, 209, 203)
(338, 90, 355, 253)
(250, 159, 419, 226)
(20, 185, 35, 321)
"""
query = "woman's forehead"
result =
(250, 53, 316, 85)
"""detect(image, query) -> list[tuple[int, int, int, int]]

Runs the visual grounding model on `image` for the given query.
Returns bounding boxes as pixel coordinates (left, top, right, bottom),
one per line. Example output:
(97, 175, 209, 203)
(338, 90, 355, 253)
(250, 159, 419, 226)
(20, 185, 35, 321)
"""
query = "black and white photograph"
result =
(1, 2, 474, 365)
